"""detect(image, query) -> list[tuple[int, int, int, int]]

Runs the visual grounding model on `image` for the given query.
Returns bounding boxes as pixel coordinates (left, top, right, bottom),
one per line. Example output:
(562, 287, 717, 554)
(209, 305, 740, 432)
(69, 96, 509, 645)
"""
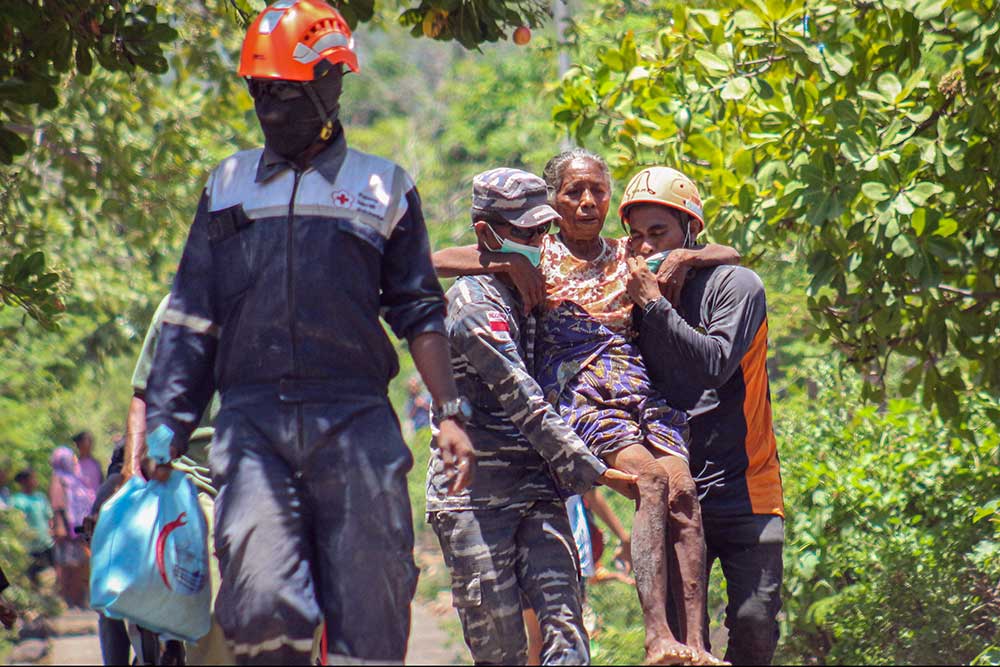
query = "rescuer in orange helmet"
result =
(239, 0, 358, 164)
(623, 166, 784, 665)
(140, 1, 475, 663)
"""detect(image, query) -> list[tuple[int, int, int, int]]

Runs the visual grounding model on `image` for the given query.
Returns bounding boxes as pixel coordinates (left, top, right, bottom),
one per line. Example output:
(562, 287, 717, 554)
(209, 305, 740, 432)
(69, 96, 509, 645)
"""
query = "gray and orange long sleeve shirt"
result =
(636, 265, 784, 519)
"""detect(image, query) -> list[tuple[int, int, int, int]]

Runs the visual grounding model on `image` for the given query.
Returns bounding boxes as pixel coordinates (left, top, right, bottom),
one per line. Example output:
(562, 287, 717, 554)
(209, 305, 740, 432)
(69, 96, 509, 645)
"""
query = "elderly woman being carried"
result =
(434, 150, 738, 666)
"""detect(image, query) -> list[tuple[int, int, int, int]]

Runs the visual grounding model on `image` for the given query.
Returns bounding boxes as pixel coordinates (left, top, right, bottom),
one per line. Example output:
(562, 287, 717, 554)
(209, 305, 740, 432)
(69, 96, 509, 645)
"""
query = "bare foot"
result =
(644, 638, 697, 665)
(591, 565, 636, 586)
(690, 648, 728, 666)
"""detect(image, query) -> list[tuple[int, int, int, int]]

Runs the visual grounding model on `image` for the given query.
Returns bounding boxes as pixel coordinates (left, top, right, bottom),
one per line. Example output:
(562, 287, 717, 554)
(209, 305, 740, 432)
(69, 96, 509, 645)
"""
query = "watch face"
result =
(459, 398, 473, 419)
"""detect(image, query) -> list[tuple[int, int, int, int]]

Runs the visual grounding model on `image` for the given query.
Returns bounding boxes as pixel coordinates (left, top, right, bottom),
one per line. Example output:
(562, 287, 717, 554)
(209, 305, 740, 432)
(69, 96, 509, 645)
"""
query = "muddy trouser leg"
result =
(186, 492, 235, 665)
(706, 514, 784, 666)
(126, 624, 161, 665)
(431, 507, 528, 665)
(98, 615, 131, 665)
(302, 402, 418, 664)
(210, 405, 322, 665)
(515, 501, 590, 666)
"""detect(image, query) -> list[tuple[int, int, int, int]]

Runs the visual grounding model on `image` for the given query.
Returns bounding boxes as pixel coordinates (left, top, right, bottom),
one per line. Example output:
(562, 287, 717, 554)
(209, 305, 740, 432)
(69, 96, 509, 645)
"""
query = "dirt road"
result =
(7, 603, 463, 665)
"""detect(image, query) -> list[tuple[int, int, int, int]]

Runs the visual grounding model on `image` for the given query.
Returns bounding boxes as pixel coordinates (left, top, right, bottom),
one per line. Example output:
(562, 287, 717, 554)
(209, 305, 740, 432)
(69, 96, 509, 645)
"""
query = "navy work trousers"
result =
(670, 513, 784, 665)
(210, 395, 419, 665)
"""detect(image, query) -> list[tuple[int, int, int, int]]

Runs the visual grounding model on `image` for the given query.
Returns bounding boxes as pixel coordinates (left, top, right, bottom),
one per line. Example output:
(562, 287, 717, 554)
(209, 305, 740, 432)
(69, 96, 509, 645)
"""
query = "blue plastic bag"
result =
(90, 470, 211, 642)
(566, 495, 595, 578)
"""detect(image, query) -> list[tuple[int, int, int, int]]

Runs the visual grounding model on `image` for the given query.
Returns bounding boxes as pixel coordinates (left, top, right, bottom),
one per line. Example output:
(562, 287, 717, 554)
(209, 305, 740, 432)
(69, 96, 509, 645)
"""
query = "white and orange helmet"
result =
(238, 0, 359, 81)
(619, 166, 705, 228)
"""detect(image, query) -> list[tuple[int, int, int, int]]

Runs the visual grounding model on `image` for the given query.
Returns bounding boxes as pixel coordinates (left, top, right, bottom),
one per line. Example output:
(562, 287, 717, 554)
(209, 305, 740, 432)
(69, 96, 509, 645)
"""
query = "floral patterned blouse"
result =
(539, 234, 633, 335)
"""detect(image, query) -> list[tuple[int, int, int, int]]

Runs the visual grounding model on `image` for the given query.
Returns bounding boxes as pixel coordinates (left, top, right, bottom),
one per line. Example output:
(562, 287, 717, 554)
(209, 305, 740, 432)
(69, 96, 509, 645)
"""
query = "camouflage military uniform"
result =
(428, 273, 607, 665)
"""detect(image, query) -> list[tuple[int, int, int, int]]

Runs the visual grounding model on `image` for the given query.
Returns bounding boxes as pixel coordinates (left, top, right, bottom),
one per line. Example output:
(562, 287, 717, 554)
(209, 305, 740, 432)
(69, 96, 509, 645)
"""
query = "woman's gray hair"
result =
(542, 148, 611, 204)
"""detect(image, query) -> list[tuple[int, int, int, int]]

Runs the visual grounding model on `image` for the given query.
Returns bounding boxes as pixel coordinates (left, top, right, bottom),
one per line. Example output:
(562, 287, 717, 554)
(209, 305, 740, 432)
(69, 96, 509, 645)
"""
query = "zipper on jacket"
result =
(287, 170, 302, 376)
(288, 169, 304, 455)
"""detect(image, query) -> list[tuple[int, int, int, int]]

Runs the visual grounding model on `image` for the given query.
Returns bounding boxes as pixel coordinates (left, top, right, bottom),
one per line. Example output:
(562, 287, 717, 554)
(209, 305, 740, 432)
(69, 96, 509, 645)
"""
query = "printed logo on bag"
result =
(155, 512, 207, 595)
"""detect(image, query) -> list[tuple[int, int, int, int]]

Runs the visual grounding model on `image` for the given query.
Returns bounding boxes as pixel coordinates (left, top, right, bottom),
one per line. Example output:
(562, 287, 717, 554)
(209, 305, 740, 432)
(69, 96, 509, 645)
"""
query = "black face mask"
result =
(250, 65, 343, 161)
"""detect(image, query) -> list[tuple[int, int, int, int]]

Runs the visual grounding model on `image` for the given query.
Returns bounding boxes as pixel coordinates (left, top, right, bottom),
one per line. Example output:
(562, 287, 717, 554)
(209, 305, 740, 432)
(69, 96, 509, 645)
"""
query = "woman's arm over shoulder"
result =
(433, 245, 546, 314)
(433, 245, 505, 278)
(678, 243, 741, 269)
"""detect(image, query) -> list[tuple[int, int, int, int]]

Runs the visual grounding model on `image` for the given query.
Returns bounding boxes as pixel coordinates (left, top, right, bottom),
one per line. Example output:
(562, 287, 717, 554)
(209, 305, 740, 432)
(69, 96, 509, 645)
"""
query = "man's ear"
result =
(472, 220, 493, 250)
(690, 218, 705, 240)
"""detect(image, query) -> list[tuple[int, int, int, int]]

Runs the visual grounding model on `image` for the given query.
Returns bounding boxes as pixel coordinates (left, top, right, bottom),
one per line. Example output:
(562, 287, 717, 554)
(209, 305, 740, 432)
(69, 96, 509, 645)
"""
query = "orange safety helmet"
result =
(239, 0, 359, 81)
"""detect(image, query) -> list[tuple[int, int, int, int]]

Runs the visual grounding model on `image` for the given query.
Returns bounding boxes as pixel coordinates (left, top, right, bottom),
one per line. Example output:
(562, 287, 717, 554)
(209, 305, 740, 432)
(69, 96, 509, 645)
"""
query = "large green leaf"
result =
(695, 49, 730, 74)
(721, 76, 752, 100)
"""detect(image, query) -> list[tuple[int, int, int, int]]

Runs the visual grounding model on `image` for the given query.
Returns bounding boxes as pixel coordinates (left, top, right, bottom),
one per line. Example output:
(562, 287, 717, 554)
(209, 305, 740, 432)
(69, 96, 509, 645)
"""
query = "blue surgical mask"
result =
(487, 226, 543, 267)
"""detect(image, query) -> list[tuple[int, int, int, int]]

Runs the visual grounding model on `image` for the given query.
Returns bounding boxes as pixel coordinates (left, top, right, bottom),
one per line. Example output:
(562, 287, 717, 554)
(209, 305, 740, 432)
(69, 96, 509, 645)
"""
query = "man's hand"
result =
(80, 514, 97, 544)
(655, 249, 694, 306)
(0, 599, 17, 630)
(437, 418, 476, 494)
(612, 541, 633, 574)
(625, 257, 662, 310)
(141, 444, 179, 483)
(598, 466, 639, 500)
(496, 253, 546, 314)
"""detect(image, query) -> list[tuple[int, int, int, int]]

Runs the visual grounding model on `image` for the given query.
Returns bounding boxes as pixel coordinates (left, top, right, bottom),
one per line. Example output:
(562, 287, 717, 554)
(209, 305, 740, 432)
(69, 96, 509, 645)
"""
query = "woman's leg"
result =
(606, 445, 695, 665)
(658, 455, 718, 664)
(523, 607, 543, 665)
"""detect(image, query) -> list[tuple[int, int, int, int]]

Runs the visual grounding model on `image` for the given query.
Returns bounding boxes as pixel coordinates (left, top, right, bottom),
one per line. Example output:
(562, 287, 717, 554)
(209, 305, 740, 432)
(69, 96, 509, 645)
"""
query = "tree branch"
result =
(936, 284, 1000, 300)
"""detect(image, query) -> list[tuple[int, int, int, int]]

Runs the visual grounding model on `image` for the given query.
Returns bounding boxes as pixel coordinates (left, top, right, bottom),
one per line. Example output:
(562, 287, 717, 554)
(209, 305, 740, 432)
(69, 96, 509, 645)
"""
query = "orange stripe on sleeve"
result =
(741, 318, 784, 517)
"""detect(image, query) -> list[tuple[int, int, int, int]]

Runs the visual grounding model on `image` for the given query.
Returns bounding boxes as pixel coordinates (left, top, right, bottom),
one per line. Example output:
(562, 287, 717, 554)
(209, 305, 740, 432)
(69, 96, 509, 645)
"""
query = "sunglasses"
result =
(246, 78, 306, 101)
(246, 66, 339, 101)
(490, 220, 551, 242)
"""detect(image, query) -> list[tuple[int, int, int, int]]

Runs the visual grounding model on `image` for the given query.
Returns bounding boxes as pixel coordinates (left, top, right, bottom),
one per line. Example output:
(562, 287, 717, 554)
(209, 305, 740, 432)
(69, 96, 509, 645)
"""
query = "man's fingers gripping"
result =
(448, 451, 474, 494)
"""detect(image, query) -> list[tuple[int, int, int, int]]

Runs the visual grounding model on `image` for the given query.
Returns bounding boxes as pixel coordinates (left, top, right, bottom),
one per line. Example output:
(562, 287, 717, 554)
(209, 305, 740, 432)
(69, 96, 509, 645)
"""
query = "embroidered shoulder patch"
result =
(486, 310, 511, 339)
(332, 190, 355, 208)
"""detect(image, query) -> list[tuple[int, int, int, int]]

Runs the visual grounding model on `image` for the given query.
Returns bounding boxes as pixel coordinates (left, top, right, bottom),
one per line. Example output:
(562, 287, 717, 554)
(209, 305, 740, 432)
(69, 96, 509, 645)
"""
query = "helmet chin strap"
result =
(302, 82, 337, 142)
(300, 64, 343, 146)
(682, 213, 700, 249)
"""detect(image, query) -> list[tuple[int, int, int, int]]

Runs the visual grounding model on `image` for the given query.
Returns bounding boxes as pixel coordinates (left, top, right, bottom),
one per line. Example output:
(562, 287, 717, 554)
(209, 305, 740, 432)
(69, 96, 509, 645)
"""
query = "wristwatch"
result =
(437, 397, 473, 424)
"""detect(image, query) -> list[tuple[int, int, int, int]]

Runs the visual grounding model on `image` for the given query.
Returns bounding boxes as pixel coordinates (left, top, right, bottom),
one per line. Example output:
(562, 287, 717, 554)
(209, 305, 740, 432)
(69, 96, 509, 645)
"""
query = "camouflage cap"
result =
(471, 167, 561, 228)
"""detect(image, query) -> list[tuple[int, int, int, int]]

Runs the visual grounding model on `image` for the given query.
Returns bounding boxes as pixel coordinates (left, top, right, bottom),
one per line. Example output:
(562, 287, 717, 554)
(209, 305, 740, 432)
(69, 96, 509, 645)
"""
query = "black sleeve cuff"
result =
(644, 297, 669, 316)
(404, 315, 448, 342)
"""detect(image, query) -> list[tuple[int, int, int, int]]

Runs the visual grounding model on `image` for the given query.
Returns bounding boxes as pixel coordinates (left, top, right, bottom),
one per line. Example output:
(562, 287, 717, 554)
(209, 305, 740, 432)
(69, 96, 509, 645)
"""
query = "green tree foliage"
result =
(0, 1, 177, 164)
(0, 1, 255, 331)
(553, 0, 1000, 419)
(0, 0, 252, 462)
(777, 362, 1000, 664)
(0, 0, 179, 326)
(0, 0, 547, 328)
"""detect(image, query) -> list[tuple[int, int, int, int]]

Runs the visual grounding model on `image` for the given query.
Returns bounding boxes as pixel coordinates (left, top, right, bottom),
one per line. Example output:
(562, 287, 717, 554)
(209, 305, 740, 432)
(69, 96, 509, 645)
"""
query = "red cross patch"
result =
(332, 190, 354, 208)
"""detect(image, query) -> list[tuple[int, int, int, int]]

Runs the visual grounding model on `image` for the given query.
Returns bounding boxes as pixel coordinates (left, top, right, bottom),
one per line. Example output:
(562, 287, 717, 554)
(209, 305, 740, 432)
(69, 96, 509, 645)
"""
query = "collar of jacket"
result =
(254, 128, 348, 184)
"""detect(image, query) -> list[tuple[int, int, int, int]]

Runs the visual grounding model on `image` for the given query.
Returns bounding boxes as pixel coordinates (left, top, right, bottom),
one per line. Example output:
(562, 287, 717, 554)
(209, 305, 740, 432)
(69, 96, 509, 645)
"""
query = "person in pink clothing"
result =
(49, 446, 95, 608)
(72, 431, 104, 496)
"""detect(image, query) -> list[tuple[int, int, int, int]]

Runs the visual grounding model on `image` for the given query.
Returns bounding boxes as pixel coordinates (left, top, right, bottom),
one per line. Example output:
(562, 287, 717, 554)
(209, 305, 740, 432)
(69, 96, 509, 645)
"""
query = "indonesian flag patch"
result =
(486, 310, 510, 339)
